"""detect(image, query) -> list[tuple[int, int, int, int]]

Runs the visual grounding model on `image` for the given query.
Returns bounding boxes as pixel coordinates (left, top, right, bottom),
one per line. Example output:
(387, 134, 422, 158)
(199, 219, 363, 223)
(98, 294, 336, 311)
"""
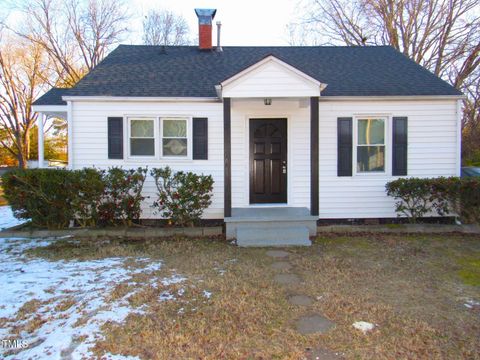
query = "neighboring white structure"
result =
(32, 8, 463, 229)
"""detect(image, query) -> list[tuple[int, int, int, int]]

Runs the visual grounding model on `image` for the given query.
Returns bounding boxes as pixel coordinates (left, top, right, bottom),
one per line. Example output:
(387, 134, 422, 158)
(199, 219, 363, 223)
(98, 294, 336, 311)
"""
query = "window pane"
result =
(163, 138, 187, 156)
(358, 119, 385, 145)
(357, 146, 385, 172)
(131, 138, 155, 156)
(163, 119, 187, 137)
(131, 120, 154, 138)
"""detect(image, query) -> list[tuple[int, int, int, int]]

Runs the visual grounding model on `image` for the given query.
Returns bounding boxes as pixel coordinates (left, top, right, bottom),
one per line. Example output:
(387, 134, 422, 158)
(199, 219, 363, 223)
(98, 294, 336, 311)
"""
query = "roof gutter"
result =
(61, 96, 221, 103)
(31, 105, 68, 113)
(319, 95, 465, 101)
(59, 94, 465, 104)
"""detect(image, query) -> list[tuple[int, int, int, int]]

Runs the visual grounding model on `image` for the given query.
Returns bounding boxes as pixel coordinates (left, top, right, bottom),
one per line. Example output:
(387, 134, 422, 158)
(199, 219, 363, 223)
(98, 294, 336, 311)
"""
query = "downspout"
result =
(456, 99, 462, 177)
(67, 100, 73, 169)
(38, 113, 45, 168)
(455, 99, 463, 225)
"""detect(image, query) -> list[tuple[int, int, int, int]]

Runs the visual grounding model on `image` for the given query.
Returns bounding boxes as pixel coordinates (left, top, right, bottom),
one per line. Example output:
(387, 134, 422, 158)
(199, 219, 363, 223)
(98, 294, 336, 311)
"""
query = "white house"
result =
(32, 9, 463, 246)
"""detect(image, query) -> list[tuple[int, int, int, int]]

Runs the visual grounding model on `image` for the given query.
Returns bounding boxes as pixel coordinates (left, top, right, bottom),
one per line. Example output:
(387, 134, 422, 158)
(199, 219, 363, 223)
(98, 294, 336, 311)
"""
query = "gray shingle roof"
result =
(33, 45, 462, 105)
(33, 87, 69, 105)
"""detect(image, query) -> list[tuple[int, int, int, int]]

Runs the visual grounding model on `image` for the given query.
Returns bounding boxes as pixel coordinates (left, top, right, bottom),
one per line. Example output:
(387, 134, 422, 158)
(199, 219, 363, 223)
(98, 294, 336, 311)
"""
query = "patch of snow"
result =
(55, 235, 73, 240)
(131, 259, 162, 274)
(0, 236, 188, 360)
(97, 353, 141, 360)
(464, 299, 480, 309)
(159, 291, 175, 301)
(353, 321, 375, 333)
(0, 206, 25, 230)
(213, 267, 226, 276)
(161, 274, 186, 286)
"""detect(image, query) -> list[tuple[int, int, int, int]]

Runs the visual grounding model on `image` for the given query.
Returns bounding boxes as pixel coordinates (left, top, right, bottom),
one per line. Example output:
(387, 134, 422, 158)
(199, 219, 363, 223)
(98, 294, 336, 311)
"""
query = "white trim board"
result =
(319, 95, 464, 101)
(62, 96, 220, 103)
(59, 94, 464, 104)
(31, 105, 68, 113)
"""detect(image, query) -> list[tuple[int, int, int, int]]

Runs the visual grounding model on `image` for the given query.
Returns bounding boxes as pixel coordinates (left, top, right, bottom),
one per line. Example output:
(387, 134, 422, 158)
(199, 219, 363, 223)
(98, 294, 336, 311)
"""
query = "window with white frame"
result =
(356, 118, 386, 172)
(129, 118, 155, 156)
(161, 118, 188, 157)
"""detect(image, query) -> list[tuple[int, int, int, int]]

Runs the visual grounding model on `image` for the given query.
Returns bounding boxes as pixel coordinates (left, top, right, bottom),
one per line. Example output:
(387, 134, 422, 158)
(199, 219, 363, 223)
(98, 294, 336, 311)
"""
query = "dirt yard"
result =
(0, 232, 479, 359)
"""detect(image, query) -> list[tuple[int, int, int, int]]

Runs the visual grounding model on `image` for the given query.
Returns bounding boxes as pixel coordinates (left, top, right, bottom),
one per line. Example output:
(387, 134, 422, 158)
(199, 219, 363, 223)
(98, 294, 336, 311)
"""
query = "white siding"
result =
(318, 99, 459, 218)
(71, 101, 224, 219)
(222, 60, 319, 98)
(71, 97, 459, 220)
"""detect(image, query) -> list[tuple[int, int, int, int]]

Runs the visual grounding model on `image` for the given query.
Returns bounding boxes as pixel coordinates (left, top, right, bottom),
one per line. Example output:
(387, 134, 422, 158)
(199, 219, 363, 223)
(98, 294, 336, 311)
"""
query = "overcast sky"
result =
(130, 0, 299, 46)
(0, 0, 301, 46)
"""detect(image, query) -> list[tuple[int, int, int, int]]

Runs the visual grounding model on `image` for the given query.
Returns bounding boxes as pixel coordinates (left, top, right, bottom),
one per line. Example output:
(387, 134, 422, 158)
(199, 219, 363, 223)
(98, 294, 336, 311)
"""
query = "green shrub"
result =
(386, 177, 480, 224)
(429, 177, 460, 216)
(70, 168, 105, 227)
(385, 178, 434, 223)
(457, 178, 480, 224)
(2, 167, 148, 229)
(98, 167, 148, 226)
(2, 168, 103, 229)
(151, 166, 214, 227)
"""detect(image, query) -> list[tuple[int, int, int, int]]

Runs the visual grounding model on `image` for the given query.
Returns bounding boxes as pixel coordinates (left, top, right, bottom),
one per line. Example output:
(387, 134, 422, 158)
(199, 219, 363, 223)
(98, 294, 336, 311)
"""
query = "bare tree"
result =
(290, 0, 480, 163)
(143, 9, 191, 46)
(0, 34, 52, 168)
(291, 0, 480, 85)
(286, 23, 322, 46)
(10, 0, 130, 86)
(462, 69, 480, 164)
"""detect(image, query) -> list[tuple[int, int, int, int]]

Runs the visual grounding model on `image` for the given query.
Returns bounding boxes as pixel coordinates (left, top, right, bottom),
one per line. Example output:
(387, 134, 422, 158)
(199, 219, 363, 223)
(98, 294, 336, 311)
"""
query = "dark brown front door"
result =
(250, 119, 287, 204)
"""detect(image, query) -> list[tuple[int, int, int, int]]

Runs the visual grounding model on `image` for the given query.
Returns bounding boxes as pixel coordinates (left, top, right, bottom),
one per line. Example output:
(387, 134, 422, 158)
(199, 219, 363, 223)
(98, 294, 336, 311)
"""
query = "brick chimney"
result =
(195, 9, 217, 50)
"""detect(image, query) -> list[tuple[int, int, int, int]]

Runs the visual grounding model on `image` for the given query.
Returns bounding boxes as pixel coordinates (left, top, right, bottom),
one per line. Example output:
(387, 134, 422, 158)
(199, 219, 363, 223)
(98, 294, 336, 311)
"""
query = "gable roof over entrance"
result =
(219, 55, 327, 98)
(33, 45, 462, 105)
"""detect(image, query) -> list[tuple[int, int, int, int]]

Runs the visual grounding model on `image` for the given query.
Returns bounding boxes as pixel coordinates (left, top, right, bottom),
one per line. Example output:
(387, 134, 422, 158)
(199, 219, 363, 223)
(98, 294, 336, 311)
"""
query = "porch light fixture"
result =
(264, 98, 272, 106)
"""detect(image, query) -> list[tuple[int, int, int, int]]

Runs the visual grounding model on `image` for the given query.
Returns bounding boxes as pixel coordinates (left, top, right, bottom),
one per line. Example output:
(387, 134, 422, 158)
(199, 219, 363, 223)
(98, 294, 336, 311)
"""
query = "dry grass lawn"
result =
(27, 232, 480, 359)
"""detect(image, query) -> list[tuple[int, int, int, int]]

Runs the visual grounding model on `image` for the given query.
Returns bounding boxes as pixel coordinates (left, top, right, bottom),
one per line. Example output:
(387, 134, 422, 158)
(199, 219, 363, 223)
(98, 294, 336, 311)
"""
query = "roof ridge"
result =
(117, 44, 394, 49)
(33, 43, 462, 104)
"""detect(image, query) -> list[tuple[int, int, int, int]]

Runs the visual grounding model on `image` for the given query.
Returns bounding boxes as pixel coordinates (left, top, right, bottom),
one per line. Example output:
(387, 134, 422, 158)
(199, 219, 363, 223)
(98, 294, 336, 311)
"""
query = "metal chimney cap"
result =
(194, 9, 217, 25)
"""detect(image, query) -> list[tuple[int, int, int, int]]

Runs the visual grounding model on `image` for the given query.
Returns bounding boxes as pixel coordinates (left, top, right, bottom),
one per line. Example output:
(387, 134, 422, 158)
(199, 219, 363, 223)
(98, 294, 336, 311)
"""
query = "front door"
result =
(250, 119, 287, 204)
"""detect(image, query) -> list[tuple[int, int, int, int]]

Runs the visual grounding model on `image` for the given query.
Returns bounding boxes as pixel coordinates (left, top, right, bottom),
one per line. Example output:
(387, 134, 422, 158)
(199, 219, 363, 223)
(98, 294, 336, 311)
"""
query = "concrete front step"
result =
(236, 225, 311, 247)
(225, 207, 318, 244)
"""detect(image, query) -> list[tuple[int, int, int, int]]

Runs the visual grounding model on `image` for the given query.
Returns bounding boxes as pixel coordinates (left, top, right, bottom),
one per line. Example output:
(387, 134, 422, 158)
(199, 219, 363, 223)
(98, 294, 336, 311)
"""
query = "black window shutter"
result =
(193, 117, 208, 160)
(392, 117, 408, 176)
(108, 117, 123, 159)
(337, 117, 353, 176)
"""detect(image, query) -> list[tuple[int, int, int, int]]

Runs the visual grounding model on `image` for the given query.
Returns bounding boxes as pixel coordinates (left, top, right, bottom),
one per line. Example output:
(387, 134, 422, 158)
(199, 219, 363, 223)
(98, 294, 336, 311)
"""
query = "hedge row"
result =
(386, 177, 480, 224)
(2, 167, 213, 229)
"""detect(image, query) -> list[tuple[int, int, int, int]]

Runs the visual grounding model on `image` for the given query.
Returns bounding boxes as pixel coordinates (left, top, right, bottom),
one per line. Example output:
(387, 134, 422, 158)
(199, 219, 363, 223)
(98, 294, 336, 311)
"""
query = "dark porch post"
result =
(310, 97, 319, 216)
(224, 97, 232, 217)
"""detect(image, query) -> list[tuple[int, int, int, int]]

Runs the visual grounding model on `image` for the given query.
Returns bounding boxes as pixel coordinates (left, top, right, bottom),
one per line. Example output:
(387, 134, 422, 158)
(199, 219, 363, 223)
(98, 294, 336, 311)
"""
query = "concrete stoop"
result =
(236, 225, 311, 247)
(225, 207, 316, 247)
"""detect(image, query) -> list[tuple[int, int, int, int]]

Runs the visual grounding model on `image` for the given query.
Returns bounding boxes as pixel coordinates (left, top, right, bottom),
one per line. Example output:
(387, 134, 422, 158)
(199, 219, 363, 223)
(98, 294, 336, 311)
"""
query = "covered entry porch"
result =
(32, 88, 71, 169)
(222, 97, 320, 245)
(218, 56, 325, 245)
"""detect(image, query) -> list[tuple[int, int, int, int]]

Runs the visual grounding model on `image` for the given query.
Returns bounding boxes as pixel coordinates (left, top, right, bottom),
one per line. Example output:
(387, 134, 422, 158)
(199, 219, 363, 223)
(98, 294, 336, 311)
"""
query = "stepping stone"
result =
(305, 347, 343, 360)
(274, 273, 301, 285)
(295, 314, 335, 335)
(271, 261, 292, 271)
(288, 294, 313, 306)
(266, 250, 290, 258)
